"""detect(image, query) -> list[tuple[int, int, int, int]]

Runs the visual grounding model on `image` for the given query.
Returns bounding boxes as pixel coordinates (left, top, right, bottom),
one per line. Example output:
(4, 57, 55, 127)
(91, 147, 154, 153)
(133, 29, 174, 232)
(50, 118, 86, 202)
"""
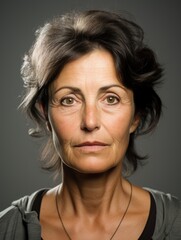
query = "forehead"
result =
(50, 49, 123, 91)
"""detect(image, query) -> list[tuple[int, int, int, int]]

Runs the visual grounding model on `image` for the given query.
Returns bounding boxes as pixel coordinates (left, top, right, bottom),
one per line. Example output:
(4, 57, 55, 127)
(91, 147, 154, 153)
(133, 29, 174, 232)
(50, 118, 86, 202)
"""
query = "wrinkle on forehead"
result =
(50, 49, 123, 94)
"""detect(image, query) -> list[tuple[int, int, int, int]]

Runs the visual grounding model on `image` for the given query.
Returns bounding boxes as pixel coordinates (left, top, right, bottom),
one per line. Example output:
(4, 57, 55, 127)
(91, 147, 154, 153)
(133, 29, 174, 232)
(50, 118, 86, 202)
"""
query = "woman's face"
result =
(48, 49, 138, 174)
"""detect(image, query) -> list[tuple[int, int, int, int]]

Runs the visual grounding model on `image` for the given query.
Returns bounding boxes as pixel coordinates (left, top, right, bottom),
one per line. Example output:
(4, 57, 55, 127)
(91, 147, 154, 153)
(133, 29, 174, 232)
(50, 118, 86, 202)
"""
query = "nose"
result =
(80, 104, 100, 132)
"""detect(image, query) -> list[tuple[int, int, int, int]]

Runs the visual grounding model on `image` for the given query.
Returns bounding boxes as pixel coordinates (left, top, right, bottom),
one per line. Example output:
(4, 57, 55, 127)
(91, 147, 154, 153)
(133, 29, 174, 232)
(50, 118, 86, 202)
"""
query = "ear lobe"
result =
(129, 115, 140, 134)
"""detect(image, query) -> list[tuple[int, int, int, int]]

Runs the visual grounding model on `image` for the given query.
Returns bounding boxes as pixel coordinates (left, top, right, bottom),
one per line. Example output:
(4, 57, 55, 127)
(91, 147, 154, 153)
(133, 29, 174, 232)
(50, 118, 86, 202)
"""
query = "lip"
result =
(73, 141, 109, 152)
(74, 141, 108, 147)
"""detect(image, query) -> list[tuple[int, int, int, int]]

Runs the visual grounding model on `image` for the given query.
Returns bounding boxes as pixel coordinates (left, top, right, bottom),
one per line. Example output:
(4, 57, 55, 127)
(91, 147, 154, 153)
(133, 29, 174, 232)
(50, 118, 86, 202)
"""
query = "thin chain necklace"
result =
(55, 182, 132, 240)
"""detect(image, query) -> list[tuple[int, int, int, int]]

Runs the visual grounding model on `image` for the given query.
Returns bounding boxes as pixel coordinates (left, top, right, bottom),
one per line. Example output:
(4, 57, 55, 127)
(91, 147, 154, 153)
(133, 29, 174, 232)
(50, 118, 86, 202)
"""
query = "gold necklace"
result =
(55, 182, 132, 240)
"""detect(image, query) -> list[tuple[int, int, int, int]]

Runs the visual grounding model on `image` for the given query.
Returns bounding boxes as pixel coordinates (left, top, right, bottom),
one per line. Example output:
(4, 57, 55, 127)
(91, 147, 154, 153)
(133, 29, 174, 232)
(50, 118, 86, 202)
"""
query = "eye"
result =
(105, 95, 119, 105)
(61, 97, 75, 106)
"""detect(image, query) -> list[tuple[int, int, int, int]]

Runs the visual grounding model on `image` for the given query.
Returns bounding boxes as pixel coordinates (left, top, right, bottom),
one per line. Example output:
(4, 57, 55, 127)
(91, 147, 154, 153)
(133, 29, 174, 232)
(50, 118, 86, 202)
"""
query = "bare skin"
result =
(40, 170, 150, 240)
(40, 49, 151, 239)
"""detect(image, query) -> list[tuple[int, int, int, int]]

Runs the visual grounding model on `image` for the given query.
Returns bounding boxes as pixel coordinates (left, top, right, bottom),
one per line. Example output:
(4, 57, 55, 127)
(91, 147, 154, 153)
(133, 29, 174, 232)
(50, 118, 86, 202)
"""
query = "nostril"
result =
(81, 124, 100, 132)
(80, 117, 100, 132)
(80, 106, 100, 132)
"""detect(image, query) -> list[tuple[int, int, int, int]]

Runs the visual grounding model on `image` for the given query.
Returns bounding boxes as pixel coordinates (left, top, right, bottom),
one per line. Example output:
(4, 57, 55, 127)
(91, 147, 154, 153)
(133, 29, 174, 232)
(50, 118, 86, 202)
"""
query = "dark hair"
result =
(20, 10, 163, 177)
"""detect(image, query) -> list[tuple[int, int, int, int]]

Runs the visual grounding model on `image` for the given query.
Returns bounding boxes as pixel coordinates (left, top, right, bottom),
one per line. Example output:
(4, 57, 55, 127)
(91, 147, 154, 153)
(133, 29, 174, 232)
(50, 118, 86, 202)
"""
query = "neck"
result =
(58, 164, 130, 217)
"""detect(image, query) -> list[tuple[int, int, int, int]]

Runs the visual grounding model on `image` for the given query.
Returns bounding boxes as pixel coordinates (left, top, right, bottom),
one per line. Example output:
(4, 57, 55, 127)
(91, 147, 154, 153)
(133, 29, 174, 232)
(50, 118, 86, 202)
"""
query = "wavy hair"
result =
(20, 10, 163, 177)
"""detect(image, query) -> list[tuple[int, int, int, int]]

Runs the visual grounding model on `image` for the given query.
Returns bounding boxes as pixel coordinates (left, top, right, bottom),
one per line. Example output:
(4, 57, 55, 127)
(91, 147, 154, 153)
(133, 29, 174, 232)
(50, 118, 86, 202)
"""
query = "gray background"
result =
(1, 0, 181, 211)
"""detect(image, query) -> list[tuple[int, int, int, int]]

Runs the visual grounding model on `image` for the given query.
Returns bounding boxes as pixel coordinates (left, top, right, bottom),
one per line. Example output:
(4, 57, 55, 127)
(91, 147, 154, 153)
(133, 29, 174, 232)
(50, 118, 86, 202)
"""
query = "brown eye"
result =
(105, 95, 119, 104)
(61, 97, 75, 106)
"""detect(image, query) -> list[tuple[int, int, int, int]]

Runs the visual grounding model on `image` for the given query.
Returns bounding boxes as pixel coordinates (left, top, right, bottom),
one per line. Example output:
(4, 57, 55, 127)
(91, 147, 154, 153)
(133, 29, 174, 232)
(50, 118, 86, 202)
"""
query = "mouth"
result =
(73, 141, 109, 152)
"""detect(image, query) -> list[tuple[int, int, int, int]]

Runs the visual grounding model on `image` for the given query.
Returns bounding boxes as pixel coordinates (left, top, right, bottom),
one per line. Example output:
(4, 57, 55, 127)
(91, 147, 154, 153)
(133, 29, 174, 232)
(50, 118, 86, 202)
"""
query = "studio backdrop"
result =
(0, 0, 181, 210)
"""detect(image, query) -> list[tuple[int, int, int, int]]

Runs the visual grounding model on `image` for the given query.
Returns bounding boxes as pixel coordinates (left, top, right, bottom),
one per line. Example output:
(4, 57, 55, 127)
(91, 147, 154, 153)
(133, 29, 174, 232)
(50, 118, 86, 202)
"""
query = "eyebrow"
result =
(53, 84, 127, 95)
(98, 84, 127, 93)
(54, 86, 82, 95)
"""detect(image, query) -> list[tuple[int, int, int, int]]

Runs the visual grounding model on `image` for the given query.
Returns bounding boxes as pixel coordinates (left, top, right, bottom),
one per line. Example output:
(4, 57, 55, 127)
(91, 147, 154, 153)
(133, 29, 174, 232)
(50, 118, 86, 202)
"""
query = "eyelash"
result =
(58, 94, 120, 106)
(103, 94, 120, 105)
(60, 96, 76, 106)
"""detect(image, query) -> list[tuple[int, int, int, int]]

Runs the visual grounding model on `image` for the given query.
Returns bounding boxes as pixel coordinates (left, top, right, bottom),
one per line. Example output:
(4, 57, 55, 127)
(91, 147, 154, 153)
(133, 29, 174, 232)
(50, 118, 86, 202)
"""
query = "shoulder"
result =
(0, 205, 25, 239)
(0, 188, 48, 239)
(146, 188, 181, 239)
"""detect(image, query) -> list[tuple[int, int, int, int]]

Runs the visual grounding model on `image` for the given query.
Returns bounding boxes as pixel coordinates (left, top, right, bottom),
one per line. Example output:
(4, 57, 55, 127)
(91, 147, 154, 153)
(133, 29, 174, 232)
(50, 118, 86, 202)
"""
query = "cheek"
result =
(110, 115, 133, 159)
(50, 119, 73, 159)
(103, 110, 134, 140)
(49, 111, 78, 145)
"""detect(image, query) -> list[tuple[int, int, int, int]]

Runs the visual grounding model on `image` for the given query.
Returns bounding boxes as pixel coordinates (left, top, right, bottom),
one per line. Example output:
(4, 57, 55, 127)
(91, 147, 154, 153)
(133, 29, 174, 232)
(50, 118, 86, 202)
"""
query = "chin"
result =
(64, 160, 118, 175)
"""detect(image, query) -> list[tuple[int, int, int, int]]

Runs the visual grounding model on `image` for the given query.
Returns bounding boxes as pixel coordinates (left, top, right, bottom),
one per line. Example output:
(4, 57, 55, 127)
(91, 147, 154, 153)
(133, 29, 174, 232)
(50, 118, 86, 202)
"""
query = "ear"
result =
(37, 103, 52, 132)
(46, 120, 52, 132)
(129, 114, 140, 134)
(37, 102, 48, 119)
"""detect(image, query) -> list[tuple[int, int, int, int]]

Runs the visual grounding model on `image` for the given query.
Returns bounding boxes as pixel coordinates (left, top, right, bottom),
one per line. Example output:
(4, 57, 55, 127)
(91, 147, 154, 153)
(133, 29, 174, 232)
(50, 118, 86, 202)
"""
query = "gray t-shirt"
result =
(0, 188, 181, 239)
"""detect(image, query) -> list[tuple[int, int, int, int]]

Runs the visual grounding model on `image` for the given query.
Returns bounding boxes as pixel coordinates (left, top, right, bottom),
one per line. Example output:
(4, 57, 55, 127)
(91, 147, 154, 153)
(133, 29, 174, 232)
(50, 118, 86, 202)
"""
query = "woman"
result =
(0, 10, 180, 240)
